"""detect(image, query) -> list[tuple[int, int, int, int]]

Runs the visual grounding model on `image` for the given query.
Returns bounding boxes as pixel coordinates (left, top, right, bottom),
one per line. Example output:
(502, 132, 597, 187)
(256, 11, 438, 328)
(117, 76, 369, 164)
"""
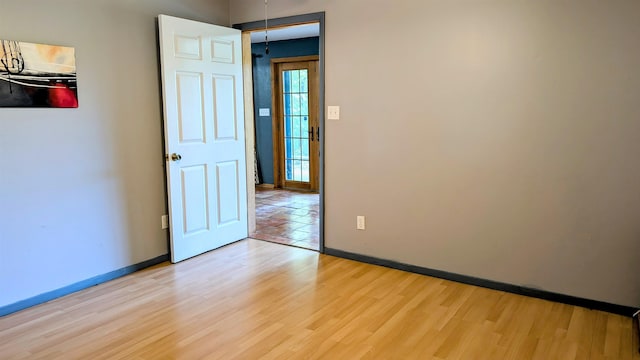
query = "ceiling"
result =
(250, 23, 319, 44)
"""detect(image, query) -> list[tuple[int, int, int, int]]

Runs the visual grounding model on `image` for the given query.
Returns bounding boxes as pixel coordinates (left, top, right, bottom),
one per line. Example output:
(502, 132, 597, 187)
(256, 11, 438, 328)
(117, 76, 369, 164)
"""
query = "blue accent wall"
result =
(251, 37, 319, 184)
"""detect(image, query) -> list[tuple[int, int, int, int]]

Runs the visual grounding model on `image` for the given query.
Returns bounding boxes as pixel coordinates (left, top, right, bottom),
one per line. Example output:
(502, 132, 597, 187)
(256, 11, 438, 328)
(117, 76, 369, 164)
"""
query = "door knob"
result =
(170, 153, 182, 161)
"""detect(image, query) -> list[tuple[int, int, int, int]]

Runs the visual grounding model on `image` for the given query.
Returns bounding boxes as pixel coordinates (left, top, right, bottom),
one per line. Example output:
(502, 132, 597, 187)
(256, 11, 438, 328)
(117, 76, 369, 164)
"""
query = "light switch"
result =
(259, 108, 270, 117)
(327, 106, 340, 120)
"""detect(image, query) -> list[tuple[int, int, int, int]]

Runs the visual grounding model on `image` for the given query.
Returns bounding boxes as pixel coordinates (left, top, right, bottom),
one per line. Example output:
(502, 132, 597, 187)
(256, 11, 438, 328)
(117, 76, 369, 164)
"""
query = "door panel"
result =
(211, 40, 234, 63)
(159, 15, 247, 263)
(216, 160, 240, 225)
(174, 36, 202, 59)
(181, 165, 209, 234)
(212, 75, 237, 140)
(176, 72, 205, 143)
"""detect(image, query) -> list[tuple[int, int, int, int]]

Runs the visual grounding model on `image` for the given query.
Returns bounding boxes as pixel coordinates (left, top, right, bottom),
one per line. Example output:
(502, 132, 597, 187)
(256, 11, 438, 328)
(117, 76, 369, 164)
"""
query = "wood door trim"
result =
(270, 55, 320, 187)
(241, 32, 256, 234)
(271, 55, 319, 64)
(271, 58, 319, 190)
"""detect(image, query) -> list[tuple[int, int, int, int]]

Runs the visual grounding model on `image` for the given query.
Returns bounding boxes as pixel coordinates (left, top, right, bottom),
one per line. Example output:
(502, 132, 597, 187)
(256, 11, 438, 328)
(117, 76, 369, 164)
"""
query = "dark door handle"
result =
(309, 128, 314, 141)
(316, 127, 320, 142)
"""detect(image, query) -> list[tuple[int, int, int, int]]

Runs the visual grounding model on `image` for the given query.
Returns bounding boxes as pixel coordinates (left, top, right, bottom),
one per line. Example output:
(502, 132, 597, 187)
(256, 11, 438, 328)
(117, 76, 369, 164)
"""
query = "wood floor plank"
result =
(1, 239, 638, 360)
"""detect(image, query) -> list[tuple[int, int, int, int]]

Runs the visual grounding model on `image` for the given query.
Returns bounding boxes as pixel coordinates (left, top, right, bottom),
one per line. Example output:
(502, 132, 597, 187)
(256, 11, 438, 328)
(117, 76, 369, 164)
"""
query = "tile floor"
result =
(250, 188, 320, 251)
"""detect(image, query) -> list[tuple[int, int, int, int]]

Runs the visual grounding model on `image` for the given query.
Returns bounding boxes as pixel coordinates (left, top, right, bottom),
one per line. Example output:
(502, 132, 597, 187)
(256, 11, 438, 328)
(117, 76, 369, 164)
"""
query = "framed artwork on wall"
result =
(0, 39, 78, 108)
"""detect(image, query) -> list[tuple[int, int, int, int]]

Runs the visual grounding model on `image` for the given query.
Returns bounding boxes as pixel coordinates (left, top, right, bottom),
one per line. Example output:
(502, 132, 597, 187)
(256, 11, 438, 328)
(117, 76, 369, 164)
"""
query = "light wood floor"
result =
(1, 239, 638, 359)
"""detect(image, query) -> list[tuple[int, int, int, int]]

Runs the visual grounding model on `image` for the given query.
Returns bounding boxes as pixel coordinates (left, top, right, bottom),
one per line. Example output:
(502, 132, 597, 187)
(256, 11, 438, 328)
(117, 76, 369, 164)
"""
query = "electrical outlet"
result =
(357, 216, 365, 230)
(161, 215, 169, 229)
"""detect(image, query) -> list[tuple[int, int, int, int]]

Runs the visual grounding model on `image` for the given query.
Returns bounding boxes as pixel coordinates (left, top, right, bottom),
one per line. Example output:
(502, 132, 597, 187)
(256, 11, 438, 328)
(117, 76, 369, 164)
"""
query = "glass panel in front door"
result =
(282, 69, 310, 183)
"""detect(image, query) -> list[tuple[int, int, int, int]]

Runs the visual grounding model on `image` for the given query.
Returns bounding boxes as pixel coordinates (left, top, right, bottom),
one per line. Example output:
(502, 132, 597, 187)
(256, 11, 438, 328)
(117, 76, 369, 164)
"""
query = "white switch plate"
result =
(357, 216, 365, 230)
(328, 106, 340, 120)
(161, 215, 169, 229)
(259, 108, 270, 117)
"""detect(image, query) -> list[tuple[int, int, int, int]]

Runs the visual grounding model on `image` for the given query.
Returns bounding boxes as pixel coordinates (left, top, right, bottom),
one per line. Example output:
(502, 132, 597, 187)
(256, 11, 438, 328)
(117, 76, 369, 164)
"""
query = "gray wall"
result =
(0, 0, 228, 307)
(231, 1, 640, 307)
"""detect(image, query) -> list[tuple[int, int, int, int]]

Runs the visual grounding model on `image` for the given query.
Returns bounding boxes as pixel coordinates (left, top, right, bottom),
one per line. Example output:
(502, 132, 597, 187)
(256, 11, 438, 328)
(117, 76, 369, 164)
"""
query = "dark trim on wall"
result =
(233, 12, 325, 32)
(0, 254, 169, 317)
(318, 15, 326, 255)
(325, 248, 639, 317)
(234, 12, 326, 254)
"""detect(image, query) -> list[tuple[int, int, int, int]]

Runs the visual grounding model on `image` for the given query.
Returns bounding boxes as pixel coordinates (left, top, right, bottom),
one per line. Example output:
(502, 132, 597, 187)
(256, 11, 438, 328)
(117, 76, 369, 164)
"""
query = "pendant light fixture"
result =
(264, 0, 269, 54)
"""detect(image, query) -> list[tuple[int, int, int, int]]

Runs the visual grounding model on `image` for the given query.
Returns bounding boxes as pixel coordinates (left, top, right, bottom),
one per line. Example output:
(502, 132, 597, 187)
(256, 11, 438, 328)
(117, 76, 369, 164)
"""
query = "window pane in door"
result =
(301, 139, 309, 159)
(300, 70, 308, 92)
(286, 159, 293, 180)
(282, 68, 311, 183)
(283, 71, 291, 94)
(292, 116, 301, 138)
(301, 116, 309, 139)
(292, 160, 301, 181)
(293, 138, 302, 159)
(301, 161, 310, 182)
(284, 115, 291, 137)
(285, 136, 293, 161)
(300, 94, 308, 116)
(291, 70, 300, 93)
(283, 94, 290, 115)
(291, 94, 300, 115)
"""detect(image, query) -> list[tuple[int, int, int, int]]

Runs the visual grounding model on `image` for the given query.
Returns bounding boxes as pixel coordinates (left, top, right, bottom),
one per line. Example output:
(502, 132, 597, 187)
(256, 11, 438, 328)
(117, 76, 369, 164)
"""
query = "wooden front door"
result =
(272, 57, 319, 191)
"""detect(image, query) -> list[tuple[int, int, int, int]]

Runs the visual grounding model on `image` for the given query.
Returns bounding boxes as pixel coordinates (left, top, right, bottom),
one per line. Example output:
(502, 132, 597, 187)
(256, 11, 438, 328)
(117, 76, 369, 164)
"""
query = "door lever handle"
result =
(309, 129, 314, 141)
(316, 127, 320, 142)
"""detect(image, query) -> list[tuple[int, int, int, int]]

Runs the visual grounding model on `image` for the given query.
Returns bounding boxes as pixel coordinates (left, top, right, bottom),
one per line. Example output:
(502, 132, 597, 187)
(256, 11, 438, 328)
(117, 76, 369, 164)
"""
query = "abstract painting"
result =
(0, 40, 78, 108)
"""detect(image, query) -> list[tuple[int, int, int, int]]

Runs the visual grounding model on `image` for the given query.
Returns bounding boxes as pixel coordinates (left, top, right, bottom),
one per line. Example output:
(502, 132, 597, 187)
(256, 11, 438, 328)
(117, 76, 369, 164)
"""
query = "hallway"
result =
(251, 188, 320, 251)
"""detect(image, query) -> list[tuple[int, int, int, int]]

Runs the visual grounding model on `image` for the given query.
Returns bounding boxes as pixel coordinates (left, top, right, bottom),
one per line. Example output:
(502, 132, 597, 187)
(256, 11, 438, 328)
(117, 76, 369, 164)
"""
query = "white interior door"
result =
(159, 15, 247, 263)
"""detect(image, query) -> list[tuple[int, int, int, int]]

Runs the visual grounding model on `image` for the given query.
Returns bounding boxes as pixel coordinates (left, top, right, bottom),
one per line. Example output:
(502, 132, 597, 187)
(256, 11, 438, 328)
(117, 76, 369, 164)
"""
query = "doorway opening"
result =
(235, 14, 325, 252)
